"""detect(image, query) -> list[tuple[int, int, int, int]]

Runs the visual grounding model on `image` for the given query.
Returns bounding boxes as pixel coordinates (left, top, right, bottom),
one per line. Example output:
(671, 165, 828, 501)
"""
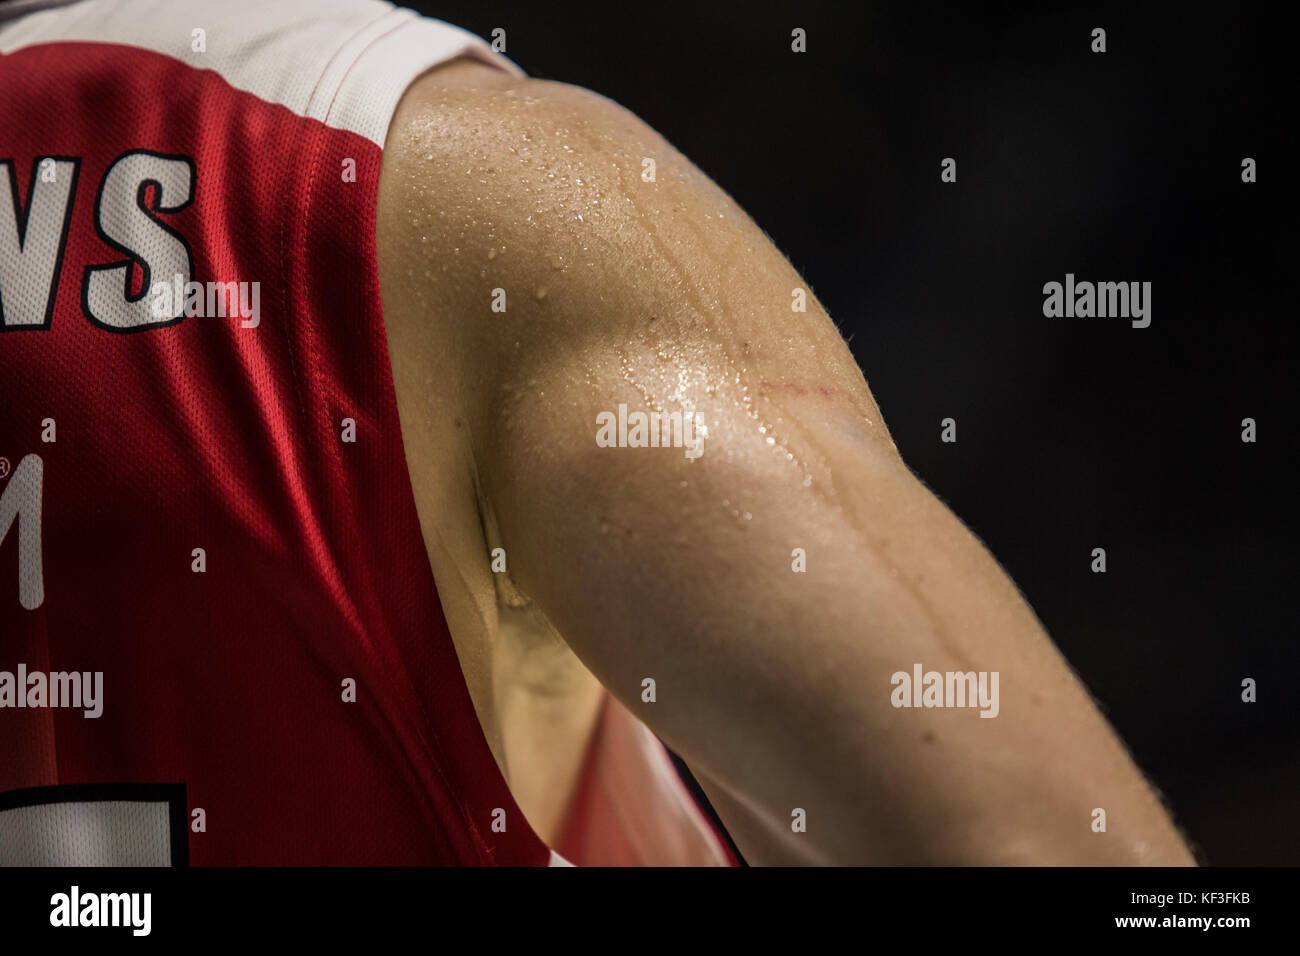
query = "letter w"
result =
(0, 159, 79, 328)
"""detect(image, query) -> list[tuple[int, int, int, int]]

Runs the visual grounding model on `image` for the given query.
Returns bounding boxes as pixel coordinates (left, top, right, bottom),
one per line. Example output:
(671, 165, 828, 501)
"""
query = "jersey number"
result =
(0, 783, 188, 866)
(0, 452, 42, 610)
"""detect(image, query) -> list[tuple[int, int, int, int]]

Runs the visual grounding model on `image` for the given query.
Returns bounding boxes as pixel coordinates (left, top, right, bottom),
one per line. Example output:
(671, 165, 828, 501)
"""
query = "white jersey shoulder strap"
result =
(0, 0, 524, 146)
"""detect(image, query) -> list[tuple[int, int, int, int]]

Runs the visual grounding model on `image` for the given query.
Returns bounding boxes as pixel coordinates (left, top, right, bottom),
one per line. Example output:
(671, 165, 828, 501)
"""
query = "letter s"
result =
(83, 151, 194, 331)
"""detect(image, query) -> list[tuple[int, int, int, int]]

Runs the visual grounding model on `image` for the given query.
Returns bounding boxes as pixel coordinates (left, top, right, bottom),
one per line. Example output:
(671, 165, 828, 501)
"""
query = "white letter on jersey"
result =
(0, 158, 79, 329)
(83, 151, 195, 331)
(0, 454, 44, 610)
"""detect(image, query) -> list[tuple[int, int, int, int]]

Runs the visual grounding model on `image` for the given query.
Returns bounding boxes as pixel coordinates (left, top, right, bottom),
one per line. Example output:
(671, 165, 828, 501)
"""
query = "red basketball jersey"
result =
(0, 0, 735, 867)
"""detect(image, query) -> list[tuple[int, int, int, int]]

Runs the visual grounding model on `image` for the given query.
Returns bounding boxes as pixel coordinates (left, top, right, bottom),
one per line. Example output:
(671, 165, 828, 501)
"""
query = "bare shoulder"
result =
(377, 57, 883, 449)
(381, 57, 672, 189)
(377, 55, 735, 343)
(379, 57, 666, 258)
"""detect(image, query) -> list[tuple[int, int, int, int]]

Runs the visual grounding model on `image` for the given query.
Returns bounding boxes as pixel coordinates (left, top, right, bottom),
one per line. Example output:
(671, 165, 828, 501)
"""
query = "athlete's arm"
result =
(378, 63, 1195, 866)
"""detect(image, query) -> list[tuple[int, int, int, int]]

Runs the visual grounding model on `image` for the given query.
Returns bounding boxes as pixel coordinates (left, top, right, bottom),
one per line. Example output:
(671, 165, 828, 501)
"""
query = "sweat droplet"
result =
(534, 286, 548, 301)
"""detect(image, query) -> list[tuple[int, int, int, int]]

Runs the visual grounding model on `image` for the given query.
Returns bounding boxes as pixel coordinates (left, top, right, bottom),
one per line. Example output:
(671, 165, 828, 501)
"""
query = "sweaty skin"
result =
(376, 59, 1196, 865)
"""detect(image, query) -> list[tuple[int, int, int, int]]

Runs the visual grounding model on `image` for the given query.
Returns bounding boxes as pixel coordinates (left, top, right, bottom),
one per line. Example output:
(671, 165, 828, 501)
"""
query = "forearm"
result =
(780, 430, 1195, 864)
(488, 376, 1193, 865)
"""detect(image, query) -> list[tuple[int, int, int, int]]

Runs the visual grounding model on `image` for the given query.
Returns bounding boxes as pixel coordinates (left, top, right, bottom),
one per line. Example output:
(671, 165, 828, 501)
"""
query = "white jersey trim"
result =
(0, 0, 524, 146)
(630, 719, 735, 866)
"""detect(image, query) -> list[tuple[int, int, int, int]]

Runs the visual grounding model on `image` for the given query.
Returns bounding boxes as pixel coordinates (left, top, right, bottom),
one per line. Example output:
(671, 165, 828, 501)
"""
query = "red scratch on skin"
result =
(757, 381, 837, 397)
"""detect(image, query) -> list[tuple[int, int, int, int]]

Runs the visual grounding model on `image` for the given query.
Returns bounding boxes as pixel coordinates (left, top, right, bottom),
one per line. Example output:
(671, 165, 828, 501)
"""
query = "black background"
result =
(409, 0, 1293, 865)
